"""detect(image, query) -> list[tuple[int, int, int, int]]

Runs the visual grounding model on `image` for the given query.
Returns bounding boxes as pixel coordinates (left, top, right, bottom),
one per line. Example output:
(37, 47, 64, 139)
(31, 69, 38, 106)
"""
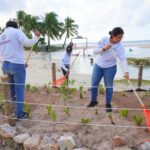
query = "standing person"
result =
(0, 21, 40, 119)
(87, 27, 129, 112)
(61, 42, 73, 82)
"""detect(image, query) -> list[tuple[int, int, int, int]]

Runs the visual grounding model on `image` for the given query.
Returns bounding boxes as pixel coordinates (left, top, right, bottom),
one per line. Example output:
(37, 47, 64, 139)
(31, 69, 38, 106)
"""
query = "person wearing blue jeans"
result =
(0, 21, 40, 119)
(2, 62, 26, 118)
(87, 27, 129, 112)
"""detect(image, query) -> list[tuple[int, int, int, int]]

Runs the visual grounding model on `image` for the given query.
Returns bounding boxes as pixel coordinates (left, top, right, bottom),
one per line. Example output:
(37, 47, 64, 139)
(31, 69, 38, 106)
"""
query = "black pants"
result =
(61, 65, 69, 80)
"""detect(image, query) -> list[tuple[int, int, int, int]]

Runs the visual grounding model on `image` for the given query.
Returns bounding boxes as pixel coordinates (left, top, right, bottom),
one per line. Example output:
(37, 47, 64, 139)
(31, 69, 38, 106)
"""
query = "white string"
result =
(0, 115, 148, 129)
(2, 100, 148, 111)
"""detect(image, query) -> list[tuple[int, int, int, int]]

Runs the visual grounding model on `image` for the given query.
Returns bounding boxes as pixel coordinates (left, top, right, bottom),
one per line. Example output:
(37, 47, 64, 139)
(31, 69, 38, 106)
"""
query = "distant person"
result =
(45, 45, 49, 52)
(0, 21, 40, 119)
(87, 27, 129, 112)
(61, 42, 73, 82)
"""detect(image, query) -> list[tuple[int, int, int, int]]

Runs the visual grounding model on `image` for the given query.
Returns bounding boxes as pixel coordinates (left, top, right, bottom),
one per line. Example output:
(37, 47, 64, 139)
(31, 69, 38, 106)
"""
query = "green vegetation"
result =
(94, 108, 98, 115)
(119, 109, 129, 118)
(99, 84, 105, 94)
(64, 107, 70, 115)
(15, 10, 79, 50)
(81, 117, 90, 125)
(128, 58, 150, 66)
(0, 93, 3, 110)
(134, 115, 143, 126)
(121, 91, 126, 96)
(46, 105, 57, 122)
(31, 86, 39, 92)
(24, 103, 32, 118)
(26, 83, 31, 91)
(108, 113, 115, 125)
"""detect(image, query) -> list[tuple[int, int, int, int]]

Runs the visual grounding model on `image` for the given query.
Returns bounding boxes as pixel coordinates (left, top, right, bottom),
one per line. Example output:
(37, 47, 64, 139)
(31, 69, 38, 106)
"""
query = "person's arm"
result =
(17, 30, 40, 47)
(117, 44, 129, 79)
(94, 38, 112, 55)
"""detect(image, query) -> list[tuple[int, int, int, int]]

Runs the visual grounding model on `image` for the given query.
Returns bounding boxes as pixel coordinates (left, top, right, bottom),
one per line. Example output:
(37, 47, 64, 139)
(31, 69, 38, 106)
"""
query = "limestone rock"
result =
(39, 143, 60, 150)
(112, 136, 126, 148)
(58, 135, 76, 150)
(24, 134, 41, 150)
(0, 123, 17, 138)
(140, 142, 150, 150)
(13, 133, 30, 144)
(73, 148, 89, 150)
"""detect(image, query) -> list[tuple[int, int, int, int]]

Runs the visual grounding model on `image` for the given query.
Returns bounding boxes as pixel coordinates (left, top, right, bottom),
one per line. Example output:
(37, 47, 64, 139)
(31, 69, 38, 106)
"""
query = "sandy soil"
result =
(0, 86, 150, 149)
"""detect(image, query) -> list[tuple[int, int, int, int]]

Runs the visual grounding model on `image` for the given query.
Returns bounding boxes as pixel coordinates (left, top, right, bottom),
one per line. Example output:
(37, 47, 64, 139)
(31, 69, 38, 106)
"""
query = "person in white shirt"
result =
(87, 27, 129, 112)
(0, 21, 40, 119)
(61, 42, 73, 82)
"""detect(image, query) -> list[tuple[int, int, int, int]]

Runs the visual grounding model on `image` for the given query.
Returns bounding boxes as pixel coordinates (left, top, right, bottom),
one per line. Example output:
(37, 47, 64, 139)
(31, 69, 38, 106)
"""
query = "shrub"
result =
(119, 109, 129, 118)
(81, 117, 90, 125)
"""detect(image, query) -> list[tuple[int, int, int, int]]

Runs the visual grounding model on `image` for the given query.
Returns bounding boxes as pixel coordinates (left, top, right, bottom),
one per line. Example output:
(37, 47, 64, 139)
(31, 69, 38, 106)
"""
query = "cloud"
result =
(0, 0, 150, 41)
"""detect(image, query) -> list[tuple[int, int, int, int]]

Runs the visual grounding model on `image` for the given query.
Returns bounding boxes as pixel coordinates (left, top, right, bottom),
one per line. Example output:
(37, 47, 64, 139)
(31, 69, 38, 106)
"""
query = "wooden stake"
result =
(52, 63, 56, 87)
(137, 62, 144, 90)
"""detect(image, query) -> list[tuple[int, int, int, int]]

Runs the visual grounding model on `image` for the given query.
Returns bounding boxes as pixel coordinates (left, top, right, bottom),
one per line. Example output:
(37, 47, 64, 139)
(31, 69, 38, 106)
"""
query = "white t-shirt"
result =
(94, 37, 128, 72)
(60, 52, 71, 71)
(0, 27, 38, 64)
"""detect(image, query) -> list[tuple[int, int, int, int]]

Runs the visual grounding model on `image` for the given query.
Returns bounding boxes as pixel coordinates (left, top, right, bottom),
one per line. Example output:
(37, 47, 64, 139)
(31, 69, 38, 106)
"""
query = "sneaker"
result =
(17, 112, 28, 119)
(106, 103, 112, 112)
(87, 101, 98, 107)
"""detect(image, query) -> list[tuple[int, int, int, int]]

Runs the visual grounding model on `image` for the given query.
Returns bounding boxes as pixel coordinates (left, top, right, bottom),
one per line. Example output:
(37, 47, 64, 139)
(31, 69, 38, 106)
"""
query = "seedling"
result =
(31, 86, 39, 92)
(108, 113, 115, 125)
(81, 117, 90, 125)
(64, 107, 70, 115)
(24, 103, 32, 118)
(99, 84, 104, 94)
(26, 83, 31, 91)
(94, 108, 98, 115)
(50, 111, 57, 122)
(121, 91, 126, 96)
(119, 109, 129, 118)
(47, 105, 52, 115)
(47, 87, 52, 94)
(134, 115, 143, 126)
(0, 94, 3, 110)
(79, 85, 84, 99)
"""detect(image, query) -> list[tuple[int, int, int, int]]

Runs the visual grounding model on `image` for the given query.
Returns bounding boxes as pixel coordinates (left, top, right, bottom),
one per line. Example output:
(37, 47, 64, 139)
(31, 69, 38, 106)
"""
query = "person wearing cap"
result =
(60, 42, 73, 82)
(0, 21, 40, 119)
(87, 27, 129, 112)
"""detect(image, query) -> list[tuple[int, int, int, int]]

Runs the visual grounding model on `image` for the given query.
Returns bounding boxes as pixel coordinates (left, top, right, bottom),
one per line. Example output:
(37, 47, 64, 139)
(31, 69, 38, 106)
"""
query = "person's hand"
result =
(124, 72, 129, 80)
(102, 43, 112, 51)
(34, 31, 41, 38)
(25, 63, 29, 68)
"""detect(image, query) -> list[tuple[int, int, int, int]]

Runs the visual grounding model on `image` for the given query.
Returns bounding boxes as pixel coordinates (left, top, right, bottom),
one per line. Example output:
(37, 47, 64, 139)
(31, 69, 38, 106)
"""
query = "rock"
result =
(13, 133, 30, 144)
(58, 135, 76, 150)
(113, 147, 132, 150)
(0, 123, 17, 138)
(73, 148, 89, 150)
(39, 143, 60, 150)
(51, 133, 61, 142)
(24, 134, 41, 150)
(140, 142, 150, 150)
(112, 136, 126, 148)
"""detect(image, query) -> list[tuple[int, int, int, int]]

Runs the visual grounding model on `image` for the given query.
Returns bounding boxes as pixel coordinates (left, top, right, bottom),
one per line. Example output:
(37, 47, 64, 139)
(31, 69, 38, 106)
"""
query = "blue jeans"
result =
(2, 61, 26, 117)
(91, 64, 117, 104)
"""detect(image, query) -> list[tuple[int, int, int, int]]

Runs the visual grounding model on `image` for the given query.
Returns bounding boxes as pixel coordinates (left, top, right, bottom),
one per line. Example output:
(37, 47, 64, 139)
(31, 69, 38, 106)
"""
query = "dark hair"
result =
(109, 27, 124, 37)
(6, 21, 18, 29)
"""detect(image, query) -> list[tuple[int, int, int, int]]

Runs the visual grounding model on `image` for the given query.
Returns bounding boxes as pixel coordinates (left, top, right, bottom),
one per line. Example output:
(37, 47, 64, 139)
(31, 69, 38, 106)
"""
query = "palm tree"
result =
(43, 12, 63, 47)
(61, 17, 78, 48)
(0, 27, 3, 34)
(16, 10, 26, 29)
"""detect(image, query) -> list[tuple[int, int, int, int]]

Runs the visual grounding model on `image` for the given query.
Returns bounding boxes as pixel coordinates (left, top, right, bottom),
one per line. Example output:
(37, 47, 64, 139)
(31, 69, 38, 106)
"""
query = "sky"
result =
(0, 0, 150, 43)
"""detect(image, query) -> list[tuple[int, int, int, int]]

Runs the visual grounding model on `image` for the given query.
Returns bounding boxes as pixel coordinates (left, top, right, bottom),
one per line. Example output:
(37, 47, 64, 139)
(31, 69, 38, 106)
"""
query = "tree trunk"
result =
(48, 36, 50, 49)
(62, 34, 67, 48)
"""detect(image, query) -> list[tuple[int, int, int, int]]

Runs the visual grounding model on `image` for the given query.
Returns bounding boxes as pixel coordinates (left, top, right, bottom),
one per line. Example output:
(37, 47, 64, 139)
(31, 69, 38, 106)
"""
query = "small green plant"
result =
(46, 105, 57, 122)
(50, 111, 57, 122)
(0, 93, 3, 110)
(121, 91, 126, 96)
(99, 84, 104, 94)
(119, 109, 129, 118)
(79, 85, 84, 99)
(94, 108, 98, 115)
(47, 87, 52, 94)
(134, 115, 143, 126)
(47, 105, 52, 115)
(64, 107, 70, 115)
(26, 83, 31, 91)
(108, 113, 115, 125)
(24, 103, 32, 118)
(81, 117, 90, 125)
(31, 86, 39, 92)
